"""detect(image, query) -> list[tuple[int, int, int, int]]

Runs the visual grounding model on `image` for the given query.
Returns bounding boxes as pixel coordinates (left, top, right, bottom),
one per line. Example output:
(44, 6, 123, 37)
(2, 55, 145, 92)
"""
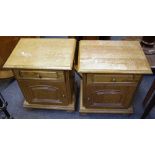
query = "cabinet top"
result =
(4, 38, 76, 70)
(78, 40, 152, 74)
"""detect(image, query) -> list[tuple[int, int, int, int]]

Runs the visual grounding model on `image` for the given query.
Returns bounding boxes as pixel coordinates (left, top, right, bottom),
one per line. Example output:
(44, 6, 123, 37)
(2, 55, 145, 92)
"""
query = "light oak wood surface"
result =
(4, 38, 76, 70)
(0, 36, 38, 78)
(3, 38, 76, 111)
(78, 40, 152, 74)
(78, 40, 151, 113)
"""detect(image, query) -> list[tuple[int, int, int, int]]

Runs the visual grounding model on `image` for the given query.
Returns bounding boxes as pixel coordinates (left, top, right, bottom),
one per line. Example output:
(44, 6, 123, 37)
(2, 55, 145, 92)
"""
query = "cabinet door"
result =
(85, 83, 137, 109)
(18, 79, 68, 106)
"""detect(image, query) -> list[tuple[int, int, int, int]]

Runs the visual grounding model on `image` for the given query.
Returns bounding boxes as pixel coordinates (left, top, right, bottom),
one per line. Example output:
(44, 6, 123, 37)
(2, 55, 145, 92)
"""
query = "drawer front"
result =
(87, 74, 141, 84)
(14, 70, 64, 80)
(84, 82, 138, 109)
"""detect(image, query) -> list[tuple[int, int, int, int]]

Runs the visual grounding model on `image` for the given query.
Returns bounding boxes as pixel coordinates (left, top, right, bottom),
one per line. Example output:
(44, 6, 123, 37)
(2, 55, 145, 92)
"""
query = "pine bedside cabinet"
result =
(4, 38, 76, 111)
(78, 41, 152, 114)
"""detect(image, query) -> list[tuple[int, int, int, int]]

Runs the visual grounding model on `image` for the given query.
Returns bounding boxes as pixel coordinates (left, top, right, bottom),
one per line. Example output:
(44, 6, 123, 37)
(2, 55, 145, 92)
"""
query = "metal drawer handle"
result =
(37, 74, 42, 78)
(112, 77, 116, 82)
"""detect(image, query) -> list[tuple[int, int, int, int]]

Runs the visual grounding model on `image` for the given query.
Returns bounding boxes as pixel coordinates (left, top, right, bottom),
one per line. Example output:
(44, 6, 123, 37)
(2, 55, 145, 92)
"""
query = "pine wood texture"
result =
(79, 80, 133, 114)
(4, 38, 76, 111)
(15, 70, 75, 111)
(0, 36, 38, 78)
(15, 70, 75, 110)
(78, 40, 152, 113)
(24, 94, 75, 111)
(78, 41, 152, 74)
(80, 73, 141, 113)
(4, 38, 76, 70)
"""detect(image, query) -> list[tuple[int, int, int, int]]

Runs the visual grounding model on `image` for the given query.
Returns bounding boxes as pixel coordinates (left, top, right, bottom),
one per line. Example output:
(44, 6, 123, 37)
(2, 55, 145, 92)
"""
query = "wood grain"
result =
(18, 78, 68, 105)
(14, 70, 75, 110)
(85, 81, 138, 109)
(4, 38, 76, 70)
(0, 36, 39, 78)
(24, 93, 75, 111)
(5, 38, 76, 111)
(81, 73, 140, 112)
(79, 80, 133, 114)
(78, 41, 147, 113)
(78, 40, 152, 74)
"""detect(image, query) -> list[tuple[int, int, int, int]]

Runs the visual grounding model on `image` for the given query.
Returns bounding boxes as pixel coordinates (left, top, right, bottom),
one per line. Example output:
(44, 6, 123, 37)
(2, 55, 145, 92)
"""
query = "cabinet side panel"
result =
(83, 73, 88, 107)
(64, 70, 74, 104)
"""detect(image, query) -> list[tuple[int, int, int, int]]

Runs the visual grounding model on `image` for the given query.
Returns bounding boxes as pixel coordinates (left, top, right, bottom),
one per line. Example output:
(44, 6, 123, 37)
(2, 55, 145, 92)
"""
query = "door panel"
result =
(18, 79, 68, 106)
(85, 83, 137, 109)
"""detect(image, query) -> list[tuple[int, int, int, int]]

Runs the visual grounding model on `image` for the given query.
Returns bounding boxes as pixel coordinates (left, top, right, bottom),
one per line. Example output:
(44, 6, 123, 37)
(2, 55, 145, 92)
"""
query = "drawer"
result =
(87, 74, 141, 84)
(14, 70, 64, 80)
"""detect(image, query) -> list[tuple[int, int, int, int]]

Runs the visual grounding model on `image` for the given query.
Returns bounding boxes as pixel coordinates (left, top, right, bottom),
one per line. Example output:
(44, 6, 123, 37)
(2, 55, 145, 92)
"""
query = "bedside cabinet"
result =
(4, 38, 76, 111)
(78, 41, 152, 114)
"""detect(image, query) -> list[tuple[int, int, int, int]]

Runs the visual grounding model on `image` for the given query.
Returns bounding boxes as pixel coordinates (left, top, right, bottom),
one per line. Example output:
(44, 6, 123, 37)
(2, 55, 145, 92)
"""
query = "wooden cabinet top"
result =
(78, 40, 152, 74)
(4, 38, 76, 70)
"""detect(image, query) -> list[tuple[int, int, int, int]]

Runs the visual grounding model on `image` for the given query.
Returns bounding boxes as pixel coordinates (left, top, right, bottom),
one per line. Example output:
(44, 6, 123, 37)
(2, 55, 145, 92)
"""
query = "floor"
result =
(0, 74, 155, 119)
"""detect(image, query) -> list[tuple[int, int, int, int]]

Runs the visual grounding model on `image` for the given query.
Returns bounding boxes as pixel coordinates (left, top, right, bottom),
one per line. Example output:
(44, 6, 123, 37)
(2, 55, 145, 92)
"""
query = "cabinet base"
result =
(23, 94, 75, 111)
(79, 81, 133, 114)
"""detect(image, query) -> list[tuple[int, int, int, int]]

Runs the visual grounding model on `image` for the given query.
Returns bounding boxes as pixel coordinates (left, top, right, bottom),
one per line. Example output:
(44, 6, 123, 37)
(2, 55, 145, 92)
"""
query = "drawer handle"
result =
(37, 74, 42, 78)
(112, 77, 116, 82)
